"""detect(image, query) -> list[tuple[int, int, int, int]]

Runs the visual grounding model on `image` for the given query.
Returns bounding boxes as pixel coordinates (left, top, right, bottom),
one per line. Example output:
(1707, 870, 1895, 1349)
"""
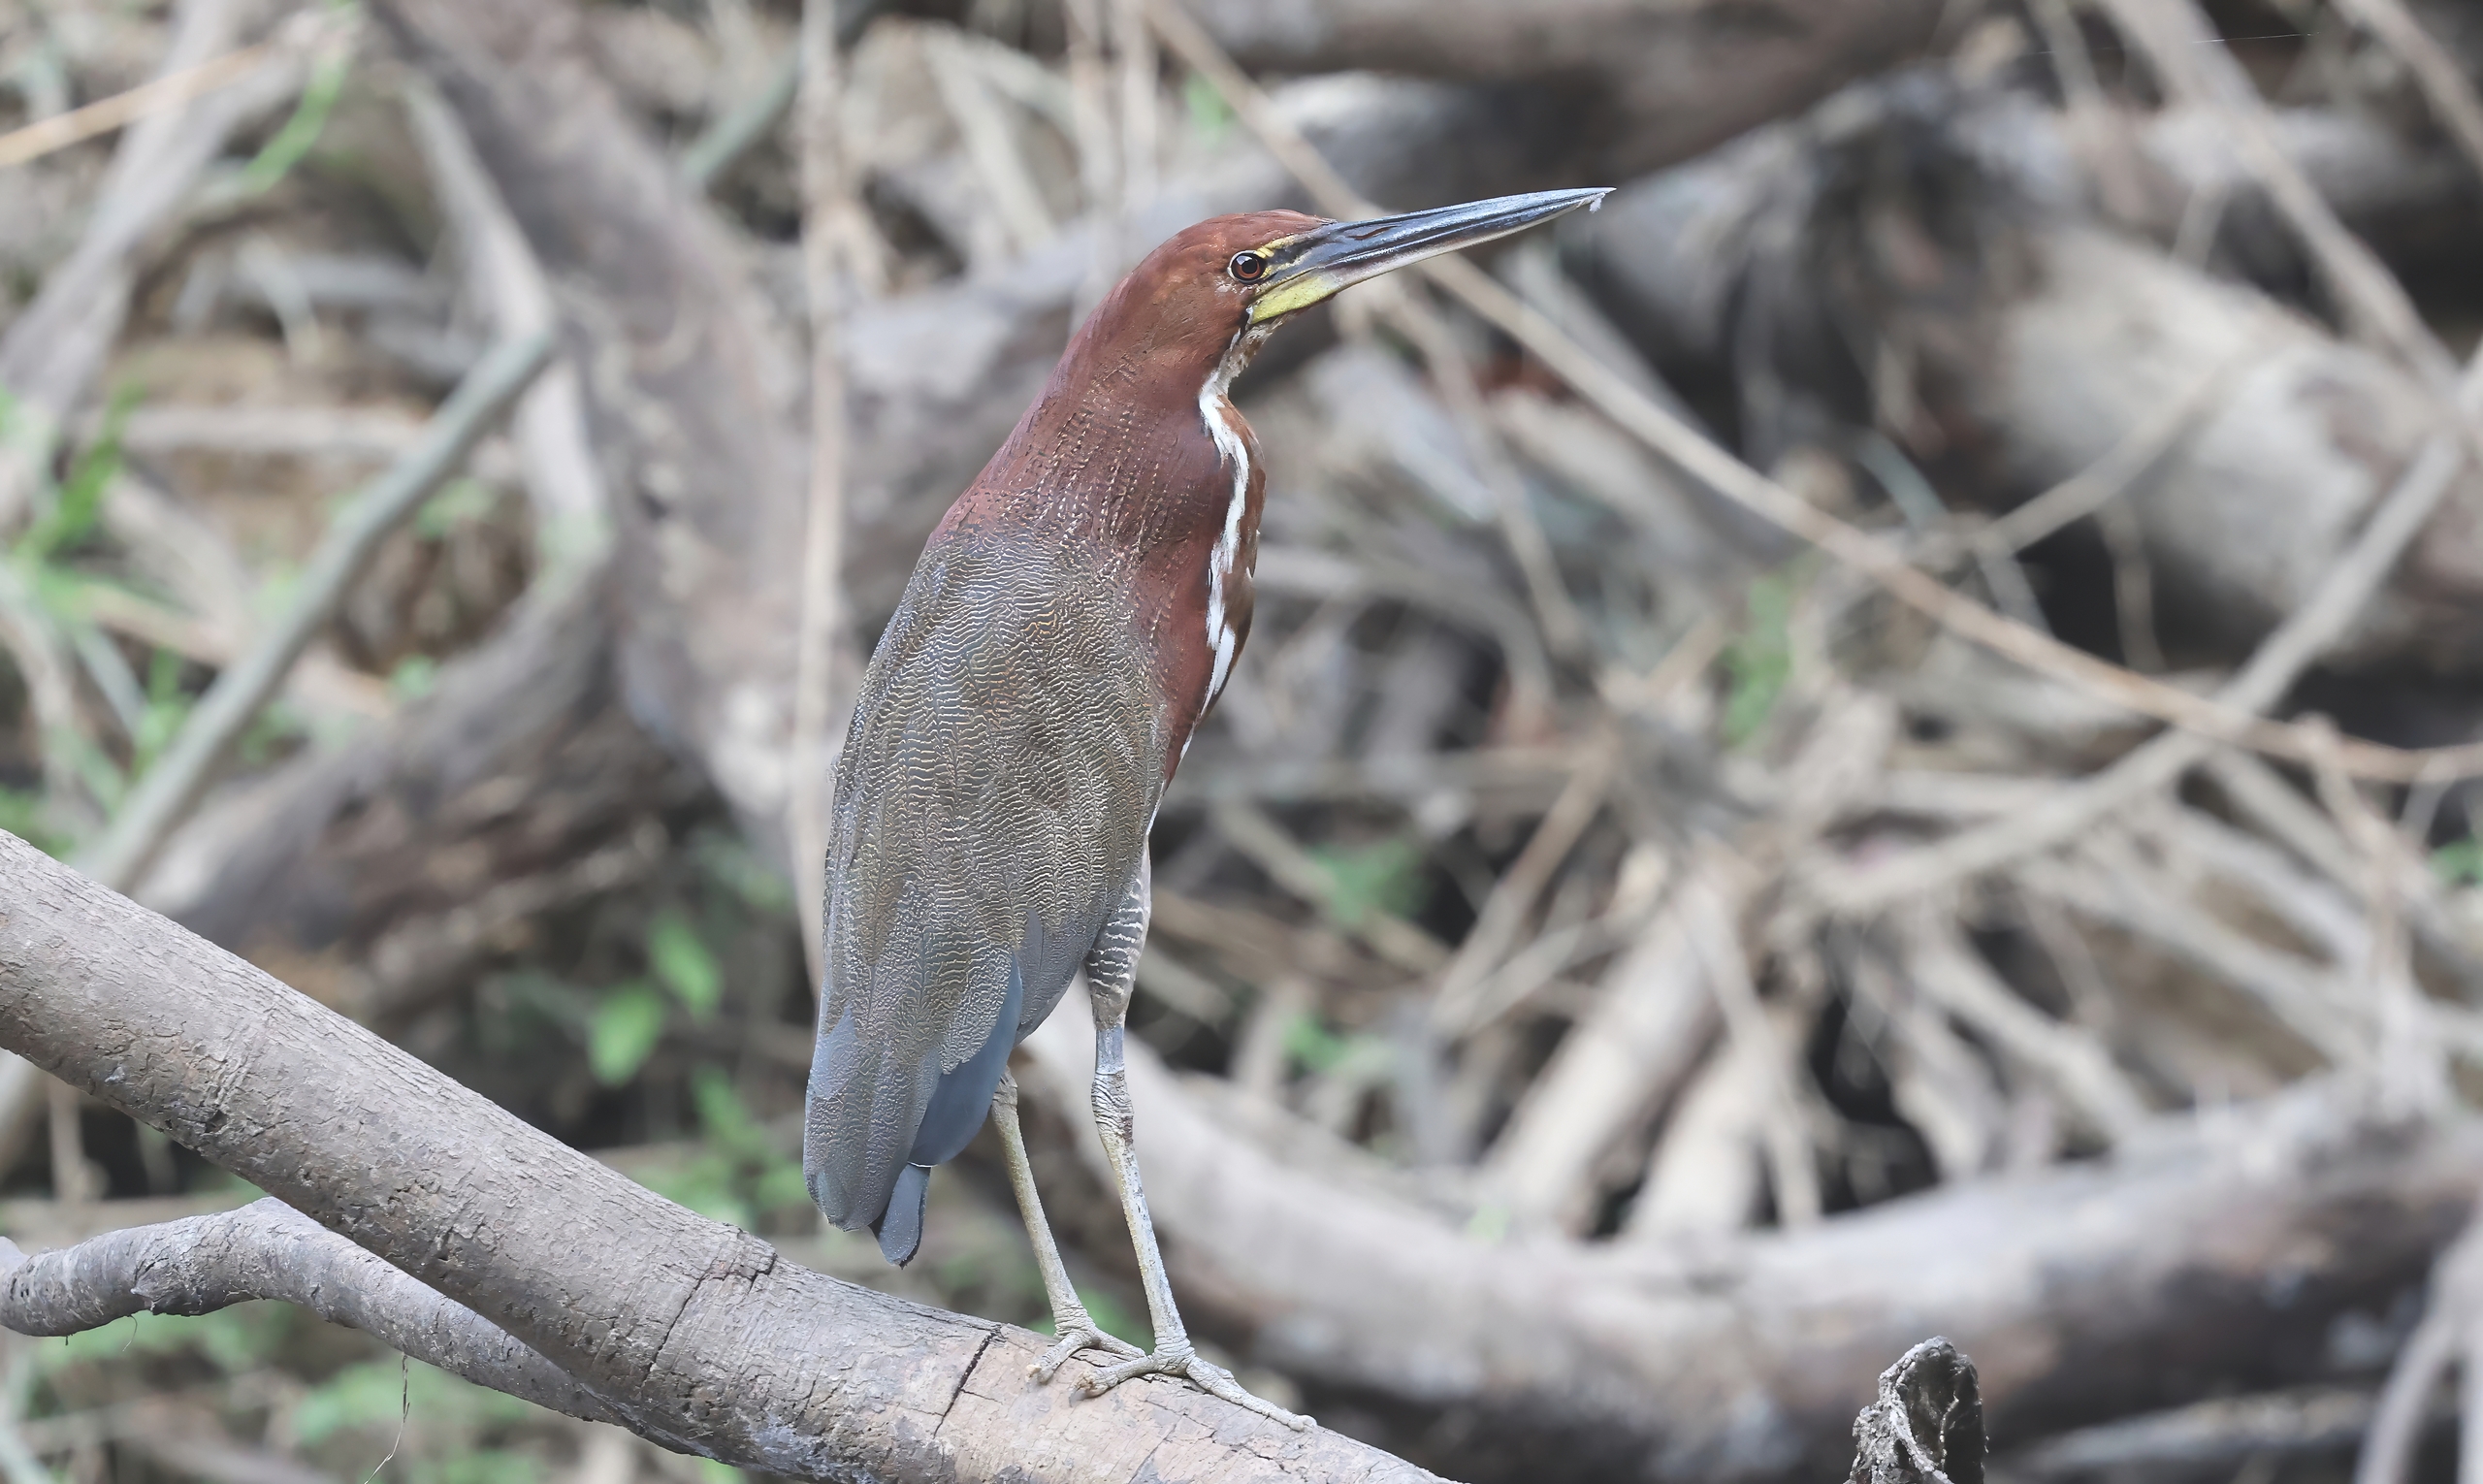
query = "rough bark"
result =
(0, 831, 1439, 1483)
(1845, 1339, 1984, 1484)
(1020, 1001, 2483, 1483)
(1175, 0, 1950, 180)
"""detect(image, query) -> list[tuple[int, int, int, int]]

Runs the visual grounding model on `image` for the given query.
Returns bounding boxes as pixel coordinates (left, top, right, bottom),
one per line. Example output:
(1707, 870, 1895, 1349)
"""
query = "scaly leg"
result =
(1077, 855, 1309, 1429)
(989, 1068, 1142, 1378)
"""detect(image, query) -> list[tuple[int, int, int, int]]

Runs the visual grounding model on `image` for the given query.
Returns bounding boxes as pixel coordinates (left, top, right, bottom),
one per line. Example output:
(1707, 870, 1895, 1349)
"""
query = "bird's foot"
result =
(1078, 1341, 1311, 1430)
(1031, 1309, 1144, 1382)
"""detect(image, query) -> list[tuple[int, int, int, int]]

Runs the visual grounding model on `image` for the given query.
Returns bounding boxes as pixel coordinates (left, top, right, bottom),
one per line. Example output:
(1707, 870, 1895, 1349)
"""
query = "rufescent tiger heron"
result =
(803, 187, 1609, 1424)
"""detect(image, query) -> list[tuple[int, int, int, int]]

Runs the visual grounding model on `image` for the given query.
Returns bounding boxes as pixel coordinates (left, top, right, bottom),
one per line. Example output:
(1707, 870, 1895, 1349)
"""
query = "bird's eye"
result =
(1228, 251, 1268, 282)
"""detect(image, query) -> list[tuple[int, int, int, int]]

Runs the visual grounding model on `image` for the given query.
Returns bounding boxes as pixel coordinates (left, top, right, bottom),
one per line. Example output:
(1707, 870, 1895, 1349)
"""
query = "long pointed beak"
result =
(1246, 187, 1611, 325)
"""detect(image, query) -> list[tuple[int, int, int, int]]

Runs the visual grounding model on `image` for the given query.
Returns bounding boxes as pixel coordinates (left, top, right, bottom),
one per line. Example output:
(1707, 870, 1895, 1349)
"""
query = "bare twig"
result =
(1977, 355, 2247, 556)
(1429, 735, 1615, 1028)
(1812, 346, 2483, 913)
(0, 0, 305, 531)
(790, 0, 854, 991)
(680, 52, 800, 190)
(1112, 0, 1158, 239)
(2094, 501, 2167, 675)
(2087, 0, 2455, 386)
(2016, 844, 2361, 1066)
(0, 1199, 621, 1424)
(76, 330, 555, 891)
(1477, 863, 1718, 1233)
(403, 77, 610, 588)
(924, 31, 1055, 257)
(1893, 906, 2150, 1143)
(1689, 863, 1822, 1226)
(2358, 1211, 2483, 1484)
(2329, 0, 2483, 187)
(0, 562, 93, 820)
(2020, 1386, 2399, 1482)
(1623, 1002, 1782, 1238)
(0, 37, 279, 171)
(2303, 721, 2448, 1114)
(1845, 945, 2004, 1180)
(1388, 289, 1592, 659)
(1211, 800, 1449, 974)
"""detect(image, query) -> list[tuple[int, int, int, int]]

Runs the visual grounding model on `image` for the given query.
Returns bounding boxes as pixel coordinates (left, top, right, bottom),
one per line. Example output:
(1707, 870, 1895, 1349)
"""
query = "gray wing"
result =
(801, 534, 1165, 1246)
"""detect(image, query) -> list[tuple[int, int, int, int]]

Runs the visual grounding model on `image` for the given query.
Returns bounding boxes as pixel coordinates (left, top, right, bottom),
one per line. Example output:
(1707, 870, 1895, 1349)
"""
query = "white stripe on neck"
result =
(1198, 325, 1260, 714)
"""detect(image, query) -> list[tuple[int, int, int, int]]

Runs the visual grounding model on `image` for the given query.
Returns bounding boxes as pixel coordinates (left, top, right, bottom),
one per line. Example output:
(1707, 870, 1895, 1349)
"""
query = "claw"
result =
(1078, 1342, 1311, 1430)
(1031, 1311, 1144, 1382)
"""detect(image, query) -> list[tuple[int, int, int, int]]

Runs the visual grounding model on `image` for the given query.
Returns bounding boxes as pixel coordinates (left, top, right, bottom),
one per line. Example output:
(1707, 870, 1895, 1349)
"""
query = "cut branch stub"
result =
(1850, 1339, 1986, 1484)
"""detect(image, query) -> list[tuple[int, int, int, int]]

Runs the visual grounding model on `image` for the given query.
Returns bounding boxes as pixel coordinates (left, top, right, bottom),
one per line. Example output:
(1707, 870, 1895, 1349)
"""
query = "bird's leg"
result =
(1075, 858, 1310, 1429)
(989, 1069, 1142, 1378)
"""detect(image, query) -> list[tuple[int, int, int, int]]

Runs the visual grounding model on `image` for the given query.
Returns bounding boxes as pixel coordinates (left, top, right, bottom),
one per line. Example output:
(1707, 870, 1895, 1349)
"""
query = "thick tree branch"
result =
(0, 831, 1440, 1483)
(0, 1198, 621, 1427)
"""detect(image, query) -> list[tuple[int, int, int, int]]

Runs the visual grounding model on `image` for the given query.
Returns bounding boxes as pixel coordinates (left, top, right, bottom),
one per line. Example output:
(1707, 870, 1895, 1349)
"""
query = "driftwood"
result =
(0, 831, 1437, 1483)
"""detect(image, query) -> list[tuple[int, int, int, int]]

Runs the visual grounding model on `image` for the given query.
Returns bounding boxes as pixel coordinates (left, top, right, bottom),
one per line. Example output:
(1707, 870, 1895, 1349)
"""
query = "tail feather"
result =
(803, 951, 1032, 1261)
(874, 1163, 932, 1265)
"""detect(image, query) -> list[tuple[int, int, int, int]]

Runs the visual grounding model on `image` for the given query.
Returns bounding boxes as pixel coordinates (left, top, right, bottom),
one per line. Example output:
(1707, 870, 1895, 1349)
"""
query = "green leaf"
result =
(34, 1305, 290, 1374)
(1281, 1012, 1353, 1075)
(230, 39, 352, 198)
(754, 1159, 813, 1212)
(689, 1067, 761, 1156)
(2435, 839, 2483, 887)
(414, 476, 495, 539)
(0, 787, 73, 856)
(692, 829, 794, 915)
(632, 1150, 755, 1230)
(429, 1450, 544, 1484)
(389, 653, 439, 702)
(1722, 572, 1795, 749)
(1182, 72, 1235, 145)
(1304, 836, 1427, 927)
(648, 913, 722, 1020)
(236, 697, 306, 765)
(1076, 1285, 1149, 1350)
(588, 983, 667, 1085)
(131, 647, 196, 776)
(16, 384, 137, 563)
(295, 1357, 532, 1448)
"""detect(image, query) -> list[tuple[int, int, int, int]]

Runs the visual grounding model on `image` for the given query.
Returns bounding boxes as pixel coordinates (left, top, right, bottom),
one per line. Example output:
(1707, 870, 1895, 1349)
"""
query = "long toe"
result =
(1031, 1317, 1144, 1382)
(1079, 1345, 1311, 1430)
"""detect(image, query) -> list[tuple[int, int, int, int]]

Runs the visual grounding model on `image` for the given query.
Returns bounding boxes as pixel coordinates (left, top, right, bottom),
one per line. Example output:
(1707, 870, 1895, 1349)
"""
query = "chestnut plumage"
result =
(803, 188, 1607, 1420)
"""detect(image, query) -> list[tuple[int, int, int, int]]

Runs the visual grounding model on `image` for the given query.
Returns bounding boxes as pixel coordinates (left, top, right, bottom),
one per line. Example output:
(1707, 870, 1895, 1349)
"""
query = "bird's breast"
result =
(932, 371, 1266, 783)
